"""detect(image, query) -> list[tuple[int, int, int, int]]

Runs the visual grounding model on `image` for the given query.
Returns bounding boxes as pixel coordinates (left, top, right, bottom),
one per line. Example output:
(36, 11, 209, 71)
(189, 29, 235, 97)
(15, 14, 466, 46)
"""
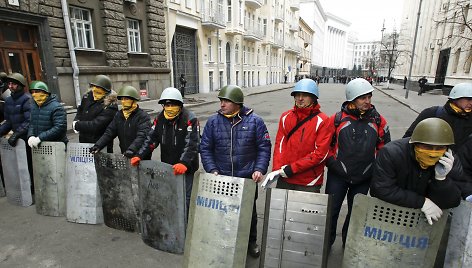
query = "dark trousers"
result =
(276, 177, 322, 193)
(249, 187, 258, 243)
(184, 172, 194, 220)
(325, 171, 370, 246)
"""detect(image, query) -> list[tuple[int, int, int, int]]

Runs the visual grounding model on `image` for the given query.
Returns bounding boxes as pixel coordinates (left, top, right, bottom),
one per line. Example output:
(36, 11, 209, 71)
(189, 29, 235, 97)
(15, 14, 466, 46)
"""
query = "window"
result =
(465, 45, 472, 73)
(219, 71, 224, 89)
(239, 0, 243, 25)
(453, 48, 461, 73)
(263, 19, 267, 35)
(257, 48, 260, 65)
(208, 38, 213, 62)
(227, 0, 232, 22)
(209, 71, 214, 91)
(70, 7, 94, 49)
(218, 40, 223, 62)
(243, 46, 246, 64)
(127, 19, 142, 52)
(235, 44, 239, 64)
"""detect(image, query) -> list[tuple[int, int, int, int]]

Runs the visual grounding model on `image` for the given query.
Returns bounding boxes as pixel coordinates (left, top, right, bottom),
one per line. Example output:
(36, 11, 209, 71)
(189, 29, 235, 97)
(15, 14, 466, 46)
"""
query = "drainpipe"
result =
(61, 0, 81, 107)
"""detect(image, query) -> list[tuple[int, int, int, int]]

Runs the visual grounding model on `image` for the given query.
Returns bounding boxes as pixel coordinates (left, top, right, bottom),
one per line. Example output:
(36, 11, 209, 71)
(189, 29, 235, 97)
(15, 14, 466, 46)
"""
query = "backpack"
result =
(330, 111, 382, 147)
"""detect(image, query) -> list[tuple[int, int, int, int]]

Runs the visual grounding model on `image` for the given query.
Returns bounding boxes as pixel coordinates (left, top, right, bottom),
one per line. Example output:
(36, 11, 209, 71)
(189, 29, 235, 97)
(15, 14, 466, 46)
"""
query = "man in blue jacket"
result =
(200, 85, 271, 258)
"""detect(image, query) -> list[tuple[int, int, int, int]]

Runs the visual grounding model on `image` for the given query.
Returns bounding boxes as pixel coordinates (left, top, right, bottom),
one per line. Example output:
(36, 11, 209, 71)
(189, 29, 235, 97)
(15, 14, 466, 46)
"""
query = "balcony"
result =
(225, 23, 245, 35)
(271, 37, 284, 48)
(245, 0, 262, 9)
(243, 25, 263, 42)
(290, 0, 300, 11)
(274, 8, 284, 23)
(201, 7, 226, 30)
(289, 24, 298, 32)
(285, 43, 301, 54)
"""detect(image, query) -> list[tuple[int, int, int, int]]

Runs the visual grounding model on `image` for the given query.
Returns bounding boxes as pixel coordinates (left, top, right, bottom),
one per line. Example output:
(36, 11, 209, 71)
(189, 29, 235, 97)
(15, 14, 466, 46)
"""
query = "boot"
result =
(247, 241, 260, 258)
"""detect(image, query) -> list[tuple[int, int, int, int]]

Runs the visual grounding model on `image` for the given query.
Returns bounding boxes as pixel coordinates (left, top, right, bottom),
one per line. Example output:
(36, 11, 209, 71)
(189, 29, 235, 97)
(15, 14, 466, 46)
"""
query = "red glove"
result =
(130, 157, 141, 166)
(173, 163, 187, 175)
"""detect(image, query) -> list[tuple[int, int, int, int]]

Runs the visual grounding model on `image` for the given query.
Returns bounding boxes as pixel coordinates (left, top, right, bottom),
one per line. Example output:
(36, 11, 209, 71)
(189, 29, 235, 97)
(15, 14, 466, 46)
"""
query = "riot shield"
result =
(32, 142, 66, 216)
(138, 160, 186, 254)
(66, 143, 103, 224)
(444, 201, 472, 267)
(343, 194, 448, 268)
(0, 138, 32, 206)
(184, 172, 256, 267)
(95, 152, 140, 232)
(260, 188, 331, 268)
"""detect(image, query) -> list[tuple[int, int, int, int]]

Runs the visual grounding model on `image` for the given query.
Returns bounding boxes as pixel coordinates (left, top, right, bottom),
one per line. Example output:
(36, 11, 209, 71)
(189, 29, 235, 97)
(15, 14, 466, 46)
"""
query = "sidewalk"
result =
(374, 82, 449, 114)
(66, 83, 294, 133)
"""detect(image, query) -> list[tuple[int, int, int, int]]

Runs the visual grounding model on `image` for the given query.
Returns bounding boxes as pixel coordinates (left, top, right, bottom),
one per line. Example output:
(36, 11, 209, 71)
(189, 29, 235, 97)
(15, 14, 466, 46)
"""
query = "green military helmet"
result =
(117, 85, 140, 100)
(0, 72, 7, 80)
(218, 85, 244, 104)
(89, 74, 112, 92)
(29, 81, 50, 94)
(6, 72, 27, 87)
(409, 118, 454, 145)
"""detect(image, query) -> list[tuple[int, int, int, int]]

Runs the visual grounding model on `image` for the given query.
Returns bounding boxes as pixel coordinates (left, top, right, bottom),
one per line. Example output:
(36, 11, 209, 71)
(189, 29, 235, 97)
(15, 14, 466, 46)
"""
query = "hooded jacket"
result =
(28, 94, 68, 143)
(200, 106, 271, 178)
(0, 90, 31, 139)
(327, 103, 390, 184)
(371, 138, 462, 209)
(74, 90, 118, 144)
(273, 103, 332, 186)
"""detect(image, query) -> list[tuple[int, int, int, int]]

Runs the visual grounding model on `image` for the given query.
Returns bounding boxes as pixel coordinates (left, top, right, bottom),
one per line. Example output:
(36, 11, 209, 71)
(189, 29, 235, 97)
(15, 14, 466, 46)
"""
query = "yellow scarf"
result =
(122, 99, 138, 119)
(347, 102, 367, 114)
(164, 106, 182, 120)
(92, 86, 107, 101)
(32, 92, 49, 107)
(223, 109, 240, 118)
(450, 102, 471, 114)
(414, 146, 446, 169)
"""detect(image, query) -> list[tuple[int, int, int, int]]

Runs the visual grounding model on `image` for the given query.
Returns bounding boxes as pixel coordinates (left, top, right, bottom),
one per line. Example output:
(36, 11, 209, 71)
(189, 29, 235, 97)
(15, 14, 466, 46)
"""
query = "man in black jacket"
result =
(418, 76, 428, 95)
(371, 118, 462, 225)
(73, 75, 118, 152)
(89, 85, 151, 158)
(131, 87, 200, 211)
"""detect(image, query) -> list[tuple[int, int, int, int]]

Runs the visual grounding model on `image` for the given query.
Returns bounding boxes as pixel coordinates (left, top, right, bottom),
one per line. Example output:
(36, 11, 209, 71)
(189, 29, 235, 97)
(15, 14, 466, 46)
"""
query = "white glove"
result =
(72, 121, 79, 134)
(435, 149, 454, 180)
(421, 198, 443, 225)
(261, 170, 281, 189)
(29, 136, 41, 148)
(27, 136, 35, 147)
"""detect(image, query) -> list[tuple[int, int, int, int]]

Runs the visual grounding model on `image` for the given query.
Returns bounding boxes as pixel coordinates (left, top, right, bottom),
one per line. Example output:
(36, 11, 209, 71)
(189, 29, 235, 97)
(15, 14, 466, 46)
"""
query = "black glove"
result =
(123, 150, 134, 158)
(8, 132, 20, 147)
(89, 145, 100, 154)
(326, 156, 347, 176)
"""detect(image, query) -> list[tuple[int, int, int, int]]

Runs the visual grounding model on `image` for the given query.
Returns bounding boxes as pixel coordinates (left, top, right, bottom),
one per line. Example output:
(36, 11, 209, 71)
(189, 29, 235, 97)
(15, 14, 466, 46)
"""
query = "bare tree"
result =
(434, 0, 471, 48)
(379, 30, 409, 79)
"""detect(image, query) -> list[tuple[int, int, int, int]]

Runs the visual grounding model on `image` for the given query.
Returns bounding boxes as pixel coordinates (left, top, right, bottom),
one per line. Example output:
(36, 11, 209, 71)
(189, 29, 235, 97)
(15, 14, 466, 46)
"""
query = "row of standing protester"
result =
(1, 73, 471, 265)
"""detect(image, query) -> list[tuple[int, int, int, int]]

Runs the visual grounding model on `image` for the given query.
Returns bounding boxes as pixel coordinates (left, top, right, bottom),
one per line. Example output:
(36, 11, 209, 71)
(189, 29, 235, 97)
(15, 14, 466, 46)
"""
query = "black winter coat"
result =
(138, 108, 200, 173)
(370, 138, 462, 209)
(458, 139, 472, 198)
(28, 94, 68, 143)
(74, 91, 118, 148)
(95, 107, 151, 157)
(0, 90, 31, 140)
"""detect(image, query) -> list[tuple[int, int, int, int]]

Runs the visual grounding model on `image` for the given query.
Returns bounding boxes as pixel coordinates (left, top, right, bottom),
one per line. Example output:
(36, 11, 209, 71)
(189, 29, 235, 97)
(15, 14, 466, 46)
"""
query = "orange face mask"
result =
(414, 146, 446, 169)
(92, 86, 107, 101)
(32, 91, 48, 106)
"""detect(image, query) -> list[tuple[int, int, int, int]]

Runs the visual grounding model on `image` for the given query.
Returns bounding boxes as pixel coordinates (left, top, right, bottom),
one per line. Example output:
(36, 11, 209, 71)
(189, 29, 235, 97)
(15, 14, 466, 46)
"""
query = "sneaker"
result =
(247, 242, 260, 258)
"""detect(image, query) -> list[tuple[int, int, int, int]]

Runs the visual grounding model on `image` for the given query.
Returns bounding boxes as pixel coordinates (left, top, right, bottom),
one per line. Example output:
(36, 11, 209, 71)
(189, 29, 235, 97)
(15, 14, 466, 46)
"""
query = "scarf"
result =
(223, 109, 240, 118)
(414, 146, 446, 169)
(164, 106, 182, 120)
(450, 101, 471, 114)
(92, 86, 107, 101)
(121, 99, 138, 119)
(32, 92, 49, 107)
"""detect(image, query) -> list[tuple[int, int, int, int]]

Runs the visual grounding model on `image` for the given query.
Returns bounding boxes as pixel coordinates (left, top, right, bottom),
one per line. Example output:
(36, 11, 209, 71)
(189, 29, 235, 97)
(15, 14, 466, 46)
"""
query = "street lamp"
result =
(380, 20, 385, 83)
(405, 0, 423, 99)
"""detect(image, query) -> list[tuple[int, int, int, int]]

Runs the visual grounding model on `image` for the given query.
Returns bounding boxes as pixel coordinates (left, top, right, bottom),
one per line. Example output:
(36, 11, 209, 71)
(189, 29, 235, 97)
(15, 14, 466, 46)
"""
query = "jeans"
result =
(249, 187, 258, 243)
(276, 177, 322, 193)
(325, 170, 370, 246)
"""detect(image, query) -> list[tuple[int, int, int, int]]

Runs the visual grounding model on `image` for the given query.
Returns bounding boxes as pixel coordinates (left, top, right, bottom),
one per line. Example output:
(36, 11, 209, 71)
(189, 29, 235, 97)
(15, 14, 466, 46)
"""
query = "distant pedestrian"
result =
(418, 76, 428, 96)
(284, 74, 288, 84)
(403, 76, 407, 89)
(179, 74, 187, 98)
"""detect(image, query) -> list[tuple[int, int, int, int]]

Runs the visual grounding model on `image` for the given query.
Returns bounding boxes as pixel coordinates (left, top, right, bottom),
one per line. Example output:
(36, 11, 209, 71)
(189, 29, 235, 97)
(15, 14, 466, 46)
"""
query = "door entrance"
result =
(435, 48, 450, 84)
(0, 22, 42, 86)
(172, 26, 198, 95)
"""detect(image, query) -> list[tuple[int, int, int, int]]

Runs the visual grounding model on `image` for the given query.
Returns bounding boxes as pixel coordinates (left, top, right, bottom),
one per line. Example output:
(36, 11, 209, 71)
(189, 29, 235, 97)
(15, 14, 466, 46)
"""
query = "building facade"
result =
(0, 0, 170, 107)
(298, 17, 314, 78)
(353, 41, 380, 76)
(395, 0, 472, 87)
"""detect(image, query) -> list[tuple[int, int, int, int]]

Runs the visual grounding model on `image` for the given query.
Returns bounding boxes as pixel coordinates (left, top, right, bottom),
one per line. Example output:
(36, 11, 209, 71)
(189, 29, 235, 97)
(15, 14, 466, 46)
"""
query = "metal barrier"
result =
(343, 194, 448, 268)
(260, 188, 331, 267)
(444, 201, 472, 267)
(0, 138, 32, 206)
(184, 172, 256, 267)
(66, 143, 103, 224)
(32, 141, 66, 216)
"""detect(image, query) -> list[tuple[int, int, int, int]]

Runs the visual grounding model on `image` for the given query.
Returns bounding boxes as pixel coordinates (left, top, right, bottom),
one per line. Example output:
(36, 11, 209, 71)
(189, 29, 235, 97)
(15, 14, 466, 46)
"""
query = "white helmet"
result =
(448, 83, 472, 99)
(345, 78, 374, 101)
(158, 87, 183, 104)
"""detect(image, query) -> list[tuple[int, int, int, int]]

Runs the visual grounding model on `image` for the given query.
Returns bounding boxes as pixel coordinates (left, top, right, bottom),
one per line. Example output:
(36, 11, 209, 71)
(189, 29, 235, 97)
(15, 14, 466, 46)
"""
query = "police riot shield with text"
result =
(0, 138, 32, 206)
(260, 188, 331, 268)
(444, 201, 472, 267)
(343, 194, 448, 268)
(183, 172, 256, 267)
(66, 143, 103, 224)
(138, 160, 186, 254)
(95, 152, 140, 232)
(32, 142, 66, 216)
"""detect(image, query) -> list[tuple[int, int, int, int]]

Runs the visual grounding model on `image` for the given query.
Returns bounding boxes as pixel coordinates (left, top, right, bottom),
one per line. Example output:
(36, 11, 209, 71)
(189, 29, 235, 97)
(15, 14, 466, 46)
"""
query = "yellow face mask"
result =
(32, 91, 49, 106)
(163, 106, 182, 120)
(414, 146, 447, 169)
(92, 86, 107, 101)
(121, 99, 138, 119)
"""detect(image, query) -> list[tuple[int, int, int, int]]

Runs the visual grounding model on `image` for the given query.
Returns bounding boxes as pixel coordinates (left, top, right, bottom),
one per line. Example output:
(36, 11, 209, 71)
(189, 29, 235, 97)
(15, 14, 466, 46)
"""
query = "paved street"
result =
(0, 81, 448, 268)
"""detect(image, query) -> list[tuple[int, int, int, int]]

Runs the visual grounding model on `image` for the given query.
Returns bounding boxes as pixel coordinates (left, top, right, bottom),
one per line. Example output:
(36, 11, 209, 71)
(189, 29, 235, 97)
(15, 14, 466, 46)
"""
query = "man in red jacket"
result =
(265, 78, 333, 192)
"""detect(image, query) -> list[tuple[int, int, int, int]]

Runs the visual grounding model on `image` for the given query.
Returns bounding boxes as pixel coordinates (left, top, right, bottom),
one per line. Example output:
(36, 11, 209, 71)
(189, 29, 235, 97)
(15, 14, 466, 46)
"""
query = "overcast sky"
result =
(319, 0, 405, 41)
